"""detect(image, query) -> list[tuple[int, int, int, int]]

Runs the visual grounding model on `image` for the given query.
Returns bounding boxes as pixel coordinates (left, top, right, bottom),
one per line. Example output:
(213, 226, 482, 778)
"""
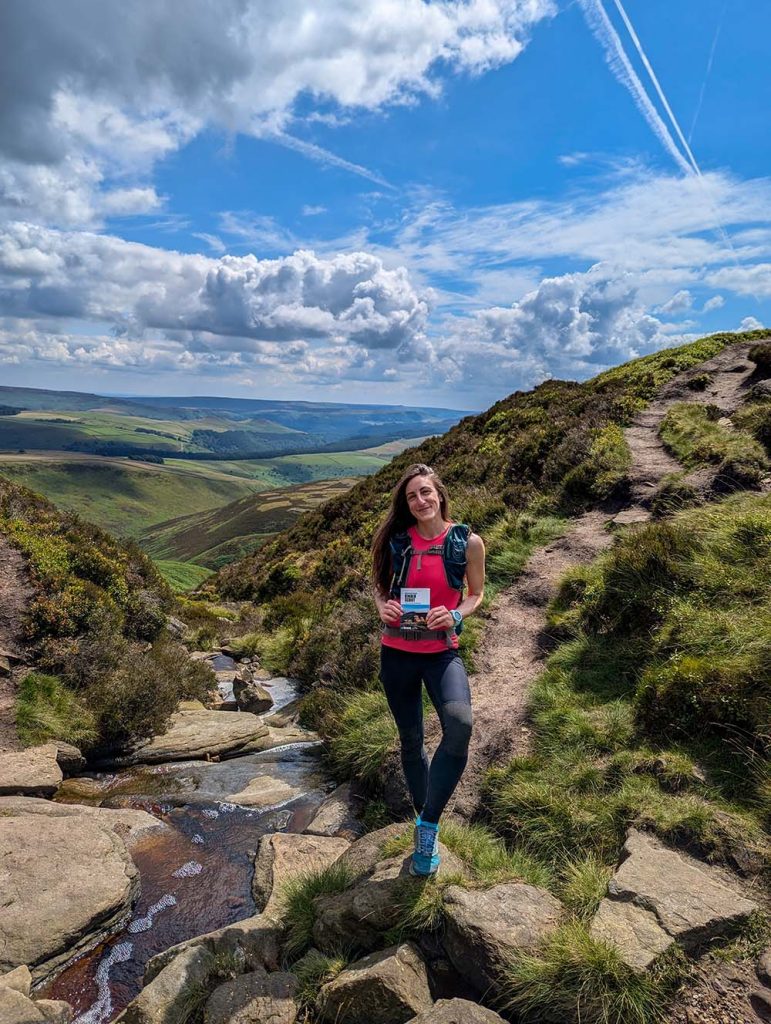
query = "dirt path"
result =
(435, 340, 766, 820)
(0, 534, 33, 752)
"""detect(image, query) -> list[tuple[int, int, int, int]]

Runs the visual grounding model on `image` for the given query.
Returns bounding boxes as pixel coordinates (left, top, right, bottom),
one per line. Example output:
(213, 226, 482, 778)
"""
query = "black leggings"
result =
(379, 645, 472, 824)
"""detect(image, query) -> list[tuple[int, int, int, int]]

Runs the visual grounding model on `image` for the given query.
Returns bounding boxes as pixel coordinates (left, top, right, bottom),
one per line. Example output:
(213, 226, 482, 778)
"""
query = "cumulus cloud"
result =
(0, 0, 553, 226)
(702, 294, 725, 312)
(657, 289, 692, 315)
(0, 222, 429, 375)
(430, 265, 679, 397)
(738, 316, 764, 332)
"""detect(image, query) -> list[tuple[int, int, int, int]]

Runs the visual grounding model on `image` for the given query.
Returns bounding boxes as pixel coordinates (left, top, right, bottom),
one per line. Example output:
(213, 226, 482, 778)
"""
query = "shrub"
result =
(748, 341, 771, 372)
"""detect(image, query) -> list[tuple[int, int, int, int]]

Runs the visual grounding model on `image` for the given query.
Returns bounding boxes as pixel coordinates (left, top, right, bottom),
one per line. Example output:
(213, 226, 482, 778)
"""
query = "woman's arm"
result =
(426, 532, 485, 629)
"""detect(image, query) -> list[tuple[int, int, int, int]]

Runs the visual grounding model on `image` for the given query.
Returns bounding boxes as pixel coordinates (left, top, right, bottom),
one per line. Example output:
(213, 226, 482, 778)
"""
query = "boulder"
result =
(116, 947, 215, 1024)
(53, 743, 85, 775)
(757, 946, 771, 987)
(204, 968, 298, 1024)
(604, 829, 758, 950)
(304, 783, 366, 841)
(0, 814, 139, 983)
(442, 883, 562, 996)
(224, 725, 319, 758)
(34, 1002, 72, 1024)
(406, 999, 507, 1023)
(0, 988, 45, 1023)
(0, 796, 166, 845)
(0, 656, 11, 677)
(317, 943, 433, 1024)
(233, 678, 274, 715)
(252, 833, 350, 920)
(313, 848, 466, 956)
(0, 744, 62, 796)
(225, 775, 307, 809)
(0, 965, 32, 996)
(263, 699, 302, 727)
(590, 899, 672, 972)
(145, 917, 281, 983)
(166, 616, 187, 639)
(334, 822, 414, 879)
(91, 709, 269, 767)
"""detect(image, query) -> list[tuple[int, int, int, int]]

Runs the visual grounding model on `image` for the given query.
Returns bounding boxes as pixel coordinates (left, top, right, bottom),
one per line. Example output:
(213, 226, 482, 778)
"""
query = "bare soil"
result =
(0, 534, 33, 752)
(669, 955, 771, 1024)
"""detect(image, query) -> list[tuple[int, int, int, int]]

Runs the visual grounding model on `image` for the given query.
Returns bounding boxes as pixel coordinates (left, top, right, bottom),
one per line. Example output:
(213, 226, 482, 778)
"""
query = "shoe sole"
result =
(409, 861, 439, 877)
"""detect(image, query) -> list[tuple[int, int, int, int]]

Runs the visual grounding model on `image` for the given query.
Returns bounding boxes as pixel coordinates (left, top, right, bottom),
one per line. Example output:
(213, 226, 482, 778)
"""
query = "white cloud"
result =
(657, 289, 692, 315)
(702, 294, 725, 312)
(0, 0, 554, 227)
(302, 205, 328, 217)
(738, 316, 764, 332)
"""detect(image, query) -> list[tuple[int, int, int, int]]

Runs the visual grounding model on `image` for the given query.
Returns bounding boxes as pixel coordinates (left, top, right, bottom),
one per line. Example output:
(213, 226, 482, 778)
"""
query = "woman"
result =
(372, 463, 485, 876)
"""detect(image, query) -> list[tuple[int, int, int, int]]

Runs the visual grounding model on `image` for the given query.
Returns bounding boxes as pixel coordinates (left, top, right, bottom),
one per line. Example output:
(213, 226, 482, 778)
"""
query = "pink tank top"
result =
(381, 524, 461, 654)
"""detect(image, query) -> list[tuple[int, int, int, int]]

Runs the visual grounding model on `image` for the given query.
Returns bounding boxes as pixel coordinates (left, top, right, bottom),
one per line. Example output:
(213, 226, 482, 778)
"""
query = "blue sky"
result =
(0, 0, 769, 409)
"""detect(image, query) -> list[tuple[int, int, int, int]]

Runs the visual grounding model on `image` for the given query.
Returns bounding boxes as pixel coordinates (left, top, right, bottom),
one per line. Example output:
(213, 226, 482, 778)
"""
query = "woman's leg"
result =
(420, 652, 472, 823)
(379, 646, 429, 815)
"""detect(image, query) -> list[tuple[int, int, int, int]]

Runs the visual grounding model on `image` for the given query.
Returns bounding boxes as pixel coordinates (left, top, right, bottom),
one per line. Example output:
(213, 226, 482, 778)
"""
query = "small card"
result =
(401, 587, 430, 629)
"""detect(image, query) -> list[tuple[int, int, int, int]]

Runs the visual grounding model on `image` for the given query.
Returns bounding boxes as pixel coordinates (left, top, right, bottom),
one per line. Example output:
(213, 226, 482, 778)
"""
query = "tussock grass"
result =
(557, 854, 613, 921)
(16, 671, 97, 747)
(281, 862, 356, 960)
(659, 402, 768, 488)
(502, 922, 686, 1024)
(326, 687, 398, 782)
(292, 948, 350, 1010)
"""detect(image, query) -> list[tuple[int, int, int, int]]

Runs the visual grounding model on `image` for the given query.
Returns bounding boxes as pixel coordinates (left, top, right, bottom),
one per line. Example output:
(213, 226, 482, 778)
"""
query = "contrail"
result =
(688, 0, 727, 144)
(611, 0, 700, 176)
(577, 0, 692, 174)
(268, 132, 394, 190)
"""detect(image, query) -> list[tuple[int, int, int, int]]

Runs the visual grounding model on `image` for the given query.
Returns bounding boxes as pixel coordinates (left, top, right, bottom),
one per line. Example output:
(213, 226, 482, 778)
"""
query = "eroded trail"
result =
(436, 341, 763, 819)
(0, 534, 33, 752)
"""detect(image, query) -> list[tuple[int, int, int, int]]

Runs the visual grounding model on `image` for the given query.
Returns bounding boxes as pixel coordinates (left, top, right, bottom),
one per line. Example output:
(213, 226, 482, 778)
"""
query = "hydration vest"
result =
(388, 524, 470, 630)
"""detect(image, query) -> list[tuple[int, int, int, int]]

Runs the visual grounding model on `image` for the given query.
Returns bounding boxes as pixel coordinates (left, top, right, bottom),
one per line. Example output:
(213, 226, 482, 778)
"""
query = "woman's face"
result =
(404, 474, 442, 523)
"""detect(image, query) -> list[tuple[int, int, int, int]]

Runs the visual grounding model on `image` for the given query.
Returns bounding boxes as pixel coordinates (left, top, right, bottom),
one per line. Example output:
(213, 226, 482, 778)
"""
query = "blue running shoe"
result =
(410, 815, 440, 876)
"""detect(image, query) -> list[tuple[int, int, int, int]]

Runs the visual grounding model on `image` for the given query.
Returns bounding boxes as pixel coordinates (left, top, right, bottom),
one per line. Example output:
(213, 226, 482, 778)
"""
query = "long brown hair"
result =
(371, 463, 451, 594)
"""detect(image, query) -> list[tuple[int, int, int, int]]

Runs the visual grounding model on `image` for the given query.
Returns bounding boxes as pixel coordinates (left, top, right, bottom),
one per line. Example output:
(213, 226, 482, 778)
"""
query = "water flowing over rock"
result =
(115, 946, 215, 1024)
(204, 968, 299, 1024)
(0, 814, 139, 983)
(406, 999, 507, 1023)
(252, 833, 350, 920)
(442, 883, 562, 996)
(590, 828, 759, 972)
(0, 743, 62, 796)
(91, 708, 270, 767)
(317, 943, 433, 1024)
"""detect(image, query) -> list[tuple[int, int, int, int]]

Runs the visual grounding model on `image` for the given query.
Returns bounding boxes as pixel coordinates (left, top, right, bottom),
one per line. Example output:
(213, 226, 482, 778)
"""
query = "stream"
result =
(38, 673, 331, 1024)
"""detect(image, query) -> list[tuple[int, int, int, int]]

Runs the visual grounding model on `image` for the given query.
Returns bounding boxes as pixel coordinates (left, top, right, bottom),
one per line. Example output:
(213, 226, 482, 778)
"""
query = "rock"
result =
(116, 947, 215, 1024)
(0, 744, 62, 796)
(0, 988, 45, 1023)
(0, 656, 11, 677)
(52, 743, 85, 775)
(334, 822, 415, 879)
(611, 508, 649, 527)
(590, 900, 672, 972)
(317, 943, 433, 1024)
(222, 725, 320, 759)
(0, 814, 139, 982)
(304, 783, 366, 841)
(750, 380, 771, 401)
(145, 917, 281, 983)
(177, 699, 207, 712)
(233, 677, 274, 715)
(0, 796, 166, 845)
(91, 709, 270, 767)
(406, 999, 507, 1023)
(605, 829, 758, 949)
(263, 699, 301, 727)
(190, 651, 216, 661)
(34, 1001, 73, 1024)
(0, 965, 32, 996)
(226, 775, 308, 809)
(253, 833, 350, 920)
(442, 883, 562, 996)
(313, 849, 466, 955)
(204, 968, 298, 1024)
(756, 947, 771, 987)
(751, 989, 771, 1022)
(166, 616, 187, 639)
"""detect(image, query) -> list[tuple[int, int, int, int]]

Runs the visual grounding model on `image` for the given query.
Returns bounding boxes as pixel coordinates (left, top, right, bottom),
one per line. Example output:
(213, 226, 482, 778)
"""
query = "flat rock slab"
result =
(317, 943, 432, 1024)
(442, 883, 562, 996)
(93, 709, 269, 767)
(0, 987, 46, 1023)
(0, 744, 62, 796)
(406, 998, 507, 1023)
(204, 968, 298, 1024)
(606, 829, 758, 949)
(116, 946, 215, 1024)
(221, 725, 319, 759)
(590, 899, 672, 972)
(0, 814, 139, 983)
(253, 833, 350, 920)
(226, 774, 307, 809)
(0, 796, 166, 845)
(304, 782, 366, 841)
(334, 822, 416, 879)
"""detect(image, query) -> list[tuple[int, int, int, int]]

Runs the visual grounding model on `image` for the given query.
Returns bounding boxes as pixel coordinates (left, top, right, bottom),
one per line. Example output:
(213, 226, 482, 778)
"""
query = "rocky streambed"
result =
(0, 661, 339, 1024)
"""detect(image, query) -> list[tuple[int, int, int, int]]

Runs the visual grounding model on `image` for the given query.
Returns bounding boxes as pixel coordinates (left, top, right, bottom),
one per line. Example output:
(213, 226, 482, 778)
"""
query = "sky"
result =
(0, 0, 769, 411)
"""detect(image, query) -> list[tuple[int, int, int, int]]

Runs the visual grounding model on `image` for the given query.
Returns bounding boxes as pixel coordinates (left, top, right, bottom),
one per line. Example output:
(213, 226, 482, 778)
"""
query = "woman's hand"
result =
(378, 599, 402, 625)
(426, 605, 454, 630)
